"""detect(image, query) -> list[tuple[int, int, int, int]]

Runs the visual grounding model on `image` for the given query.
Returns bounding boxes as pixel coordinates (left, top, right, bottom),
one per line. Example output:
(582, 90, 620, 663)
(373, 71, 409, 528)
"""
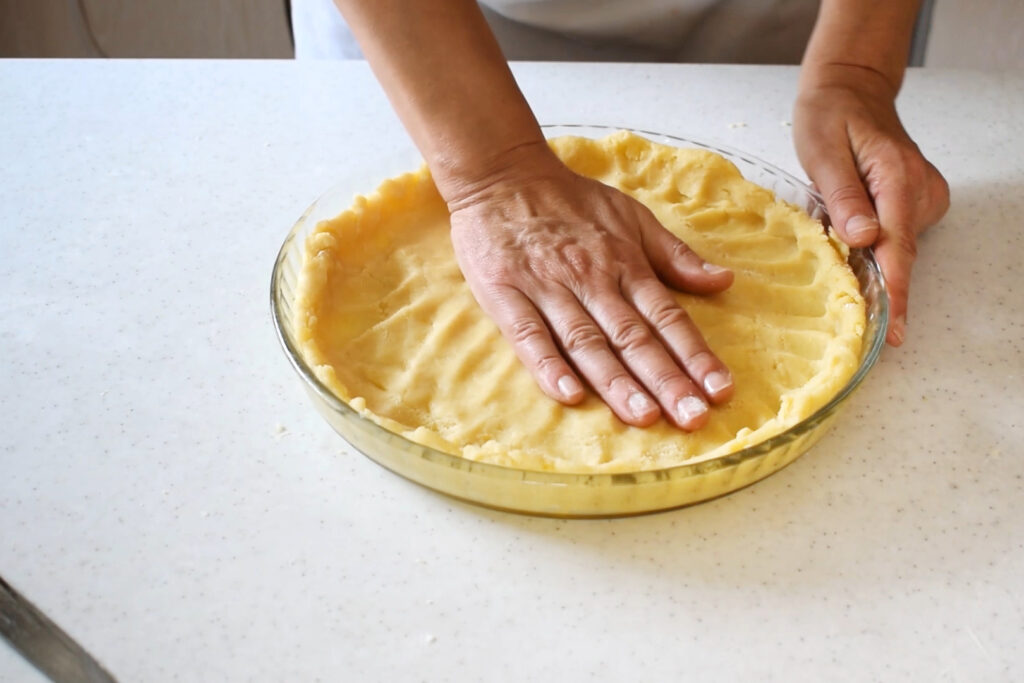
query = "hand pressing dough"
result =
(294, 132, 865, 473)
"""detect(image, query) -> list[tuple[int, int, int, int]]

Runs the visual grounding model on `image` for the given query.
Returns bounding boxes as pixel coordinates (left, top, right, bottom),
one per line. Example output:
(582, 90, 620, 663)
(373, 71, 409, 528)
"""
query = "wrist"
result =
(800, 0, 918, 98)
(435, 137, 566, 212)
(798, 61, 899, 103)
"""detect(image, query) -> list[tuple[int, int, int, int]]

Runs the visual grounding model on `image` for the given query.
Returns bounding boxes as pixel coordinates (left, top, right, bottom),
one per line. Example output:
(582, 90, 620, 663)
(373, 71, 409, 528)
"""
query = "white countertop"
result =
(1, 60, 1022, 681)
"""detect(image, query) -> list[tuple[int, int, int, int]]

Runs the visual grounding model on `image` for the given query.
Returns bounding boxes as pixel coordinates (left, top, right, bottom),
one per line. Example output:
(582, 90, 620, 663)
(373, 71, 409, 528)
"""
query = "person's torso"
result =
(292, 0, 820, 64)
(479, 0, 819, 62)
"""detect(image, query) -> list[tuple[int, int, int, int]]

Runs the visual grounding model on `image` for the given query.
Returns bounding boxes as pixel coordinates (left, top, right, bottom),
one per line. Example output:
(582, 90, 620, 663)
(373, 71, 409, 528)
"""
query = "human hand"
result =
(445, 146, 735, 430)
(794, 65, 950, 346)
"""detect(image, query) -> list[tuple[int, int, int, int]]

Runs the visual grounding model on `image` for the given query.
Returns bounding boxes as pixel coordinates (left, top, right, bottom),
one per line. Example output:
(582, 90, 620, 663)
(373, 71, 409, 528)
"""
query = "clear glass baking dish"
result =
(271, 124, 889, 518)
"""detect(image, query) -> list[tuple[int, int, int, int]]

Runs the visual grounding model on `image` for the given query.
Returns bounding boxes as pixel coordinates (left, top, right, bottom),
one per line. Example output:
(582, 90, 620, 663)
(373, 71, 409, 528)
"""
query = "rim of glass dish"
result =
(271, 124, 890, 487)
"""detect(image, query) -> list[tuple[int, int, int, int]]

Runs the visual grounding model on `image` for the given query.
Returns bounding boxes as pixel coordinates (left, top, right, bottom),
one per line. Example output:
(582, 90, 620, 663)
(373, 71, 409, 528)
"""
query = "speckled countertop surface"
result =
(1, 60, 1022, 681)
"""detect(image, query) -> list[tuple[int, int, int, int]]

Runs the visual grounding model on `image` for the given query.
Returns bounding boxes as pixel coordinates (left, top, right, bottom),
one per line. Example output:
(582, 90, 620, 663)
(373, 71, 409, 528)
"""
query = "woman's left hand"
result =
(794, 64, 950, 346)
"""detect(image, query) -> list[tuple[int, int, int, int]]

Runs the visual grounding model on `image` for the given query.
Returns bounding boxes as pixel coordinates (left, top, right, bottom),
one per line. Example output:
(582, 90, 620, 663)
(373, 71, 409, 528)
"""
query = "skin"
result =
(333, 0, 950, 428)
(447, 150, 735, 429)
(796, 0, 950, 345)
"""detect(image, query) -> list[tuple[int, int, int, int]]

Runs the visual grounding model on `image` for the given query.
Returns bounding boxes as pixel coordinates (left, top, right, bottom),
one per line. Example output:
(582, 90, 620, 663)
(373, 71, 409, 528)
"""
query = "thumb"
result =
(807, 147, 880, 248)
(637, 207, 733, 295)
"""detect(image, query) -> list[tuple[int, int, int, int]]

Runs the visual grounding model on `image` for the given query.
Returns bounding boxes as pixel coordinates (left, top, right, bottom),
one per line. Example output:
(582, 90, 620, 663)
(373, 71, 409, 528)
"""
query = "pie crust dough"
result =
(294, 132, 865, 473)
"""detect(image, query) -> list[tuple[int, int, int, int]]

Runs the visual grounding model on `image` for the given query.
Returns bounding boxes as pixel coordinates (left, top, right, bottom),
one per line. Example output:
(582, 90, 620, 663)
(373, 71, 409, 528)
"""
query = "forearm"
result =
(800, 0, 922, 95)
(333, 0, 549, 204)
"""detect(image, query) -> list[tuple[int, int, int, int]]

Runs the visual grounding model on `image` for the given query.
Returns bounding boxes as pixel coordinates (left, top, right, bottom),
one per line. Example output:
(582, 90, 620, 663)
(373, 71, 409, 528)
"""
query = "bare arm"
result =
(795, 0, 950, 345)
(802, 0, 921, 92)
(332, 0, 736, 429)
(332, 1, 544, 202)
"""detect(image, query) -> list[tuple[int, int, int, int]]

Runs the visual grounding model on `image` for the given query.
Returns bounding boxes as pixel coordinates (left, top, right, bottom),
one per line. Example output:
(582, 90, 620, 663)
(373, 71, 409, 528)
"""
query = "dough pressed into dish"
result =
(294, 132, 865, 473)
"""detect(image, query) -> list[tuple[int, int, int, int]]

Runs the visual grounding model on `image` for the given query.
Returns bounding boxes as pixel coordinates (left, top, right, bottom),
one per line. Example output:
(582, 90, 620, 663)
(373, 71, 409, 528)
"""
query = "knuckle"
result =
(481, 259, 517, 284)
(560, 241, 600, 277)
(608, 318, 655, 352)
(533, 353, 565, 376)
(669, 239, 693, 262)
(646, 299, 691, 332)
(507, 316, 548, 347)
(825, 183, 868, 209)
(619, 259, 653, 285)
(558, 244, 618, 292)
(648, 367, 686, 395)
(900, 141, 926, 166)
(562, 242, 591, 271)
(902, 160, 929, 190)
(560, 321, 606, 354)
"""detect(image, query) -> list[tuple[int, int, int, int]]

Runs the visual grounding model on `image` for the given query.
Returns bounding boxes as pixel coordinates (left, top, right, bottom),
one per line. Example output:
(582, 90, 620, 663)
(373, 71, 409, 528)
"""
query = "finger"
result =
(872, 181, 918, 346)
(476, 285, 586, 404)
(919, 161, 951, 228)
(624, 275, 735, 405)
(578, 282, 712, 431)
(539, 287, 663, 427)
(636, 207, 733, 295)
(805, 143, 880, 248)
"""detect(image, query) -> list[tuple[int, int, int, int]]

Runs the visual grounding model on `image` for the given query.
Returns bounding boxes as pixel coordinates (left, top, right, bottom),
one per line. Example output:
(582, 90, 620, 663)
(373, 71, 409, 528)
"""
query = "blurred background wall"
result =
(1, 0, 1022, 67)
(0, 0, 294, 58)
(926, 1, 1024, 68)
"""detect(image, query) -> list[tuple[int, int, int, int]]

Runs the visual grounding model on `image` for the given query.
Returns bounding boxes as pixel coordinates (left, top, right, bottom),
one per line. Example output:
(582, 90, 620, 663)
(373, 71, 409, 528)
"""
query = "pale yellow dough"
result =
(294, 132, 865, 473)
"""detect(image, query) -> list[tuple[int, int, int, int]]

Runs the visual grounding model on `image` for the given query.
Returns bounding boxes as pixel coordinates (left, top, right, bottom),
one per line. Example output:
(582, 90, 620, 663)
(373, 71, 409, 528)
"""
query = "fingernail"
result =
(557, 375, 581, 399)
(890, 315, 906, 345)
(628, 392, 656, 419)
(676, 395, 708, 424)
(702, 262, 729, 275)
(846, 215, 879, 240)
(703, 370, 733, 396)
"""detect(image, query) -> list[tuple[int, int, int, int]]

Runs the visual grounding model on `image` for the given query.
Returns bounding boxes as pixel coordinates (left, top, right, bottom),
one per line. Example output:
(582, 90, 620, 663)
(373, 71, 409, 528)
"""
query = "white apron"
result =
(291, 0, 819, 63)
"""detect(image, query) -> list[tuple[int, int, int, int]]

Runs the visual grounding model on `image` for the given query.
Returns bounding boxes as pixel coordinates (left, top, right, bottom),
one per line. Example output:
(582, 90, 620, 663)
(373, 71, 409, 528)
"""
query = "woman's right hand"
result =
(446, 144, 735, 430)
(333, 2, 732, 429)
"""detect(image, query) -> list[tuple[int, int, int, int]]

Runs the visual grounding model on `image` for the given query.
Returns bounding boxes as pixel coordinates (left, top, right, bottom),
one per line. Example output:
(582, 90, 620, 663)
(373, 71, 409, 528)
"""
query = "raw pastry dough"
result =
(294, 132, 865, 473)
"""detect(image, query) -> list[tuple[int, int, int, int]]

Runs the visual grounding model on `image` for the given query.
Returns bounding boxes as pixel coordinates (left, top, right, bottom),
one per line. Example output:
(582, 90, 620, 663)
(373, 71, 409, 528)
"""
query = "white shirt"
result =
(291, 0, 820, 64)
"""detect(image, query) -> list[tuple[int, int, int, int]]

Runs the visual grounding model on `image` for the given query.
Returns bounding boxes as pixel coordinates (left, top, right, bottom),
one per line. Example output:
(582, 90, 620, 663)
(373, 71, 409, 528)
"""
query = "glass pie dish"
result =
(271, 124, 889, 518)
